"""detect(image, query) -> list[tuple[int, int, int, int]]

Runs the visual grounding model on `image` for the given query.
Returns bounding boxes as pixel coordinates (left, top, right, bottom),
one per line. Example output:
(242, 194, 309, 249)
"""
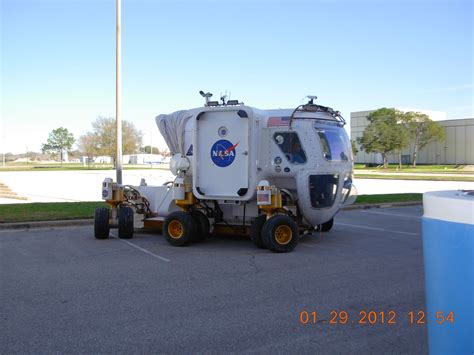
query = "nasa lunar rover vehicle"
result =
(94, 93, 357, 252)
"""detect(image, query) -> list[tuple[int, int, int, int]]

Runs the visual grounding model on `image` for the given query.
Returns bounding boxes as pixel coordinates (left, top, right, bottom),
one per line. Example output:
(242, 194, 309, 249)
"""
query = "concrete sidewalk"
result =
(0, 169, 472, 204)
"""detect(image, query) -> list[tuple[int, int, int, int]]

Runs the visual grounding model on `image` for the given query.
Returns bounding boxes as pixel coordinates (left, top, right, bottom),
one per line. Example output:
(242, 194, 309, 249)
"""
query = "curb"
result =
(342, 201, 422, 210)
(0, 219, 93, 230)
(0, 201, 422, 231)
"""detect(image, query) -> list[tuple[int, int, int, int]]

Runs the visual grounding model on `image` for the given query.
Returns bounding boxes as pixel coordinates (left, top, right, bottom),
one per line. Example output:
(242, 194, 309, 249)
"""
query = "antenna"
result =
(199, 90, 213, 106)
(220, 91, 227, 105)
(306, 95, 318, 105)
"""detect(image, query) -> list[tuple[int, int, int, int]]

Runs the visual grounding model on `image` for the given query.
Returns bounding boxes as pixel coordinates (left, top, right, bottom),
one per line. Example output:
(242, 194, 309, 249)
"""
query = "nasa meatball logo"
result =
(210, 139, 239, 167)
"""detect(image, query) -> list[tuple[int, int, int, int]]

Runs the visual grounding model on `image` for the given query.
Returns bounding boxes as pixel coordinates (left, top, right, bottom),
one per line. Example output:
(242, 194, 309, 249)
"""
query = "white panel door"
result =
(195, 110, 249, 198)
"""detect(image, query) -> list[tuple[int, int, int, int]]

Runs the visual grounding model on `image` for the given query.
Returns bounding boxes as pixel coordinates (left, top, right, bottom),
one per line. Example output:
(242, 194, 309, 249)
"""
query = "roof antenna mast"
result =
(307, 95, 318, 105)
(220, 90, 227, 105)
(199, 90, 213, 106)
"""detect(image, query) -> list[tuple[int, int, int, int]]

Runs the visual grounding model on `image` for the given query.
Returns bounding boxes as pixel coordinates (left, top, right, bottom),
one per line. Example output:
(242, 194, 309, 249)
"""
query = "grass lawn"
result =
(355, 193, 422, 204)
(0, 194, 422, 223)
(0, 202, 107, 223)
(0, 163, 170, 172)
(354, 164, 471, 174)
(354, 173, 474, 182)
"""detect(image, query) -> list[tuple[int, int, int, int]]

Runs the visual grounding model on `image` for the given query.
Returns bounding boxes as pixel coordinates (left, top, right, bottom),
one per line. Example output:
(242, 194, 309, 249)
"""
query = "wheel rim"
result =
(168, 220, 184, 239)
(274, 225, 292, 245)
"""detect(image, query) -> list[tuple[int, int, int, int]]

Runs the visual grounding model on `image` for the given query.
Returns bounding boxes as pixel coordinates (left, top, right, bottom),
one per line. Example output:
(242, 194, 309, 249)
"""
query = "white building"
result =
(351, 109, 474, 165)
(127, 154, 167, 165)
(94, 156, 113, 164)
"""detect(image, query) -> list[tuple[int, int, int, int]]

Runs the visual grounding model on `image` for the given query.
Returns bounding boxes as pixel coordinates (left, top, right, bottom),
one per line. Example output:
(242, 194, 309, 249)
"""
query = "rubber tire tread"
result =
(163, 211, 196, 247)
(250, 214, 267, 248)
(190, 210, 210, 242)
(319, 218, 334, 232)
(94, 207, 110, 239)
(118, 206, 134, 239)
(262, 214, 298, 253)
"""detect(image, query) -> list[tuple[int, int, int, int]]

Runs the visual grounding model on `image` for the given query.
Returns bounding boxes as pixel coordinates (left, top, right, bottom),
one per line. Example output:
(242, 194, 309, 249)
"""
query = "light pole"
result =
(116, 0, 123, 184)
(1, 135, 5, 167)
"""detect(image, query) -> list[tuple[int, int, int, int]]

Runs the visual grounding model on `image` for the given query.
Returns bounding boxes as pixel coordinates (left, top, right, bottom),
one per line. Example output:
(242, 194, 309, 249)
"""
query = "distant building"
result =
(79, 156, 94, 164)
(94, 156, 113, 164)
(122, 155, 131, 164)
(61, 150, 69, 162)
(351, 109, 474, 165)
(127, 154, 168, 165)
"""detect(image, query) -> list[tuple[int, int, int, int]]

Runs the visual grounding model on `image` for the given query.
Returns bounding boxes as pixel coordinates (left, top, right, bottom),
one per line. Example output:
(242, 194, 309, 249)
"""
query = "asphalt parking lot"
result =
(1, 206, 427, 353)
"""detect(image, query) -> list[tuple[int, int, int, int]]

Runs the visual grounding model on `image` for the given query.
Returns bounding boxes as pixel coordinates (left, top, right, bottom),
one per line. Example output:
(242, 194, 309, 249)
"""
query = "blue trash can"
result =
(422, 190, 474, 355)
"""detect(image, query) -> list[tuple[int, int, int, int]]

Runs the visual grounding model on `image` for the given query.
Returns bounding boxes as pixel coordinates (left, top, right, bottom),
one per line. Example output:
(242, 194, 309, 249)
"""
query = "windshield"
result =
(315, 126, 350, 161)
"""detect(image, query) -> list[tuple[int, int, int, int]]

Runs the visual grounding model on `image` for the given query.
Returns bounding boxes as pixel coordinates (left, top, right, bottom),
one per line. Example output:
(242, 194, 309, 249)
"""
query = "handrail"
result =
(289, 104, 346, 129)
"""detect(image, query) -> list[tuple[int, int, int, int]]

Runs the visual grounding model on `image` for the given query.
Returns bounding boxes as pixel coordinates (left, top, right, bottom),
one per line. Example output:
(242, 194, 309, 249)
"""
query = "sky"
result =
(1, 0, 472, 154)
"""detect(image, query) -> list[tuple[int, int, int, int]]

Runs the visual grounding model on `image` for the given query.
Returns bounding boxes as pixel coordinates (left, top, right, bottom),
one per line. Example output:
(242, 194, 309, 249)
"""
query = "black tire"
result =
(318, 218, 334, 232)
(190, 210, 210, 242)
(262, 214, 298, 253)
(250, 214, 267, 248)
(94, 207, 110, 239)
(163, 211, 196, 246)
(118, 206, 134, 239)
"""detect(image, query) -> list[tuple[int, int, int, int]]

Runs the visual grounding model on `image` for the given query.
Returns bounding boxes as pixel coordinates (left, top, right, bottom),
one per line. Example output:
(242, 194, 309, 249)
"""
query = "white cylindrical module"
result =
(102, 178, 114, 200)
(257, 180, 271, 206)
(170, 154, 190, 176)
(172, 177, 185, 200)
(422, 190, 474, 355)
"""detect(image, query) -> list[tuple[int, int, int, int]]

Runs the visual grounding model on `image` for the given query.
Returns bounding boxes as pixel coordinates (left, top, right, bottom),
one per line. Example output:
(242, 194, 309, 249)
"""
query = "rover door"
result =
(194, 109, 250, 199)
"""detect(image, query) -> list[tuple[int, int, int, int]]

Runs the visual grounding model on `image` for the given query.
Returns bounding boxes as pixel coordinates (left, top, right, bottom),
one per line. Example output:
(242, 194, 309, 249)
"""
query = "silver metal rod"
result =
(116, 0, 123, 184)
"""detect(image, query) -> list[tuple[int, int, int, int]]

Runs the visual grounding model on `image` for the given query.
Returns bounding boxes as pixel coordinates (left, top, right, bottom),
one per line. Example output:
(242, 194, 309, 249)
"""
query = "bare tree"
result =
(79, 117, 143, 165)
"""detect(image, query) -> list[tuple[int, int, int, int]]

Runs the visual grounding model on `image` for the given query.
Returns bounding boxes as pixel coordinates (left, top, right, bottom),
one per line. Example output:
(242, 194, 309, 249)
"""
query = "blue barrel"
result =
(422, 190, 474, 355)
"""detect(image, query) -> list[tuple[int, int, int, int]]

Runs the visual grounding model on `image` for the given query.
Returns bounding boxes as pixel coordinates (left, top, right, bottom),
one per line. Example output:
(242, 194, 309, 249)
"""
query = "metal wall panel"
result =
(465, 125, 474, 164)
(350, 111, 474, 165)
(445, 127, 456, 163)
(455, 126, 466, 164)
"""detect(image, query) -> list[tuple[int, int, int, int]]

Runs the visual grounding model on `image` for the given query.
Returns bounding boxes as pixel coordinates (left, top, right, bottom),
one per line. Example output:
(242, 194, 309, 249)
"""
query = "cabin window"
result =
(309, 174, 339, 208)
(315, 127, 350, 161)
(273, 132, 307, 164)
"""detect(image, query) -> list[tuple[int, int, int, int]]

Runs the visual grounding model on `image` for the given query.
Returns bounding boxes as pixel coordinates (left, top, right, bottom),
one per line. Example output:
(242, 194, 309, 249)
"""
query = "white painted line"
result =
(299, 243, 345, 250)
(110, 234, 170, 262)
(359, 210, 421, 219)
(299, 242, 320, 249)
(335, 222, 419, 236)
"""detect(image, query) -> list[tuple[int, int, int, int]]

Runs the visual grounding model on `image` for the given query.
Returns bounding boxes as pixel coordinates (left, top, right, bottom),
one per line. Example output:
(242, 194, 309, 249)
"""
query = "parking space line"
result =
(359, 210, 421, 219)
(110, 234, 170, 262)
(299, 243, 350, 252)
(335, 222, 419, 236)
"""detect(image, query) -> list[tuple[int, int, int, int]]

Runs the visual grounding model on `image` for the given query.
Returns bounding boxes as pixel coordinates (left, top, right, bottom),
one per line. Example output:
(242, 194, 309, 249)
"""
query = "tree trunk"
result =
(398, 151, 402, 170)
(60, 150, 63, 167)
(382, 153, 388, 168)
(412, 146, 418, 168)
(412, 131, 420, 168)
